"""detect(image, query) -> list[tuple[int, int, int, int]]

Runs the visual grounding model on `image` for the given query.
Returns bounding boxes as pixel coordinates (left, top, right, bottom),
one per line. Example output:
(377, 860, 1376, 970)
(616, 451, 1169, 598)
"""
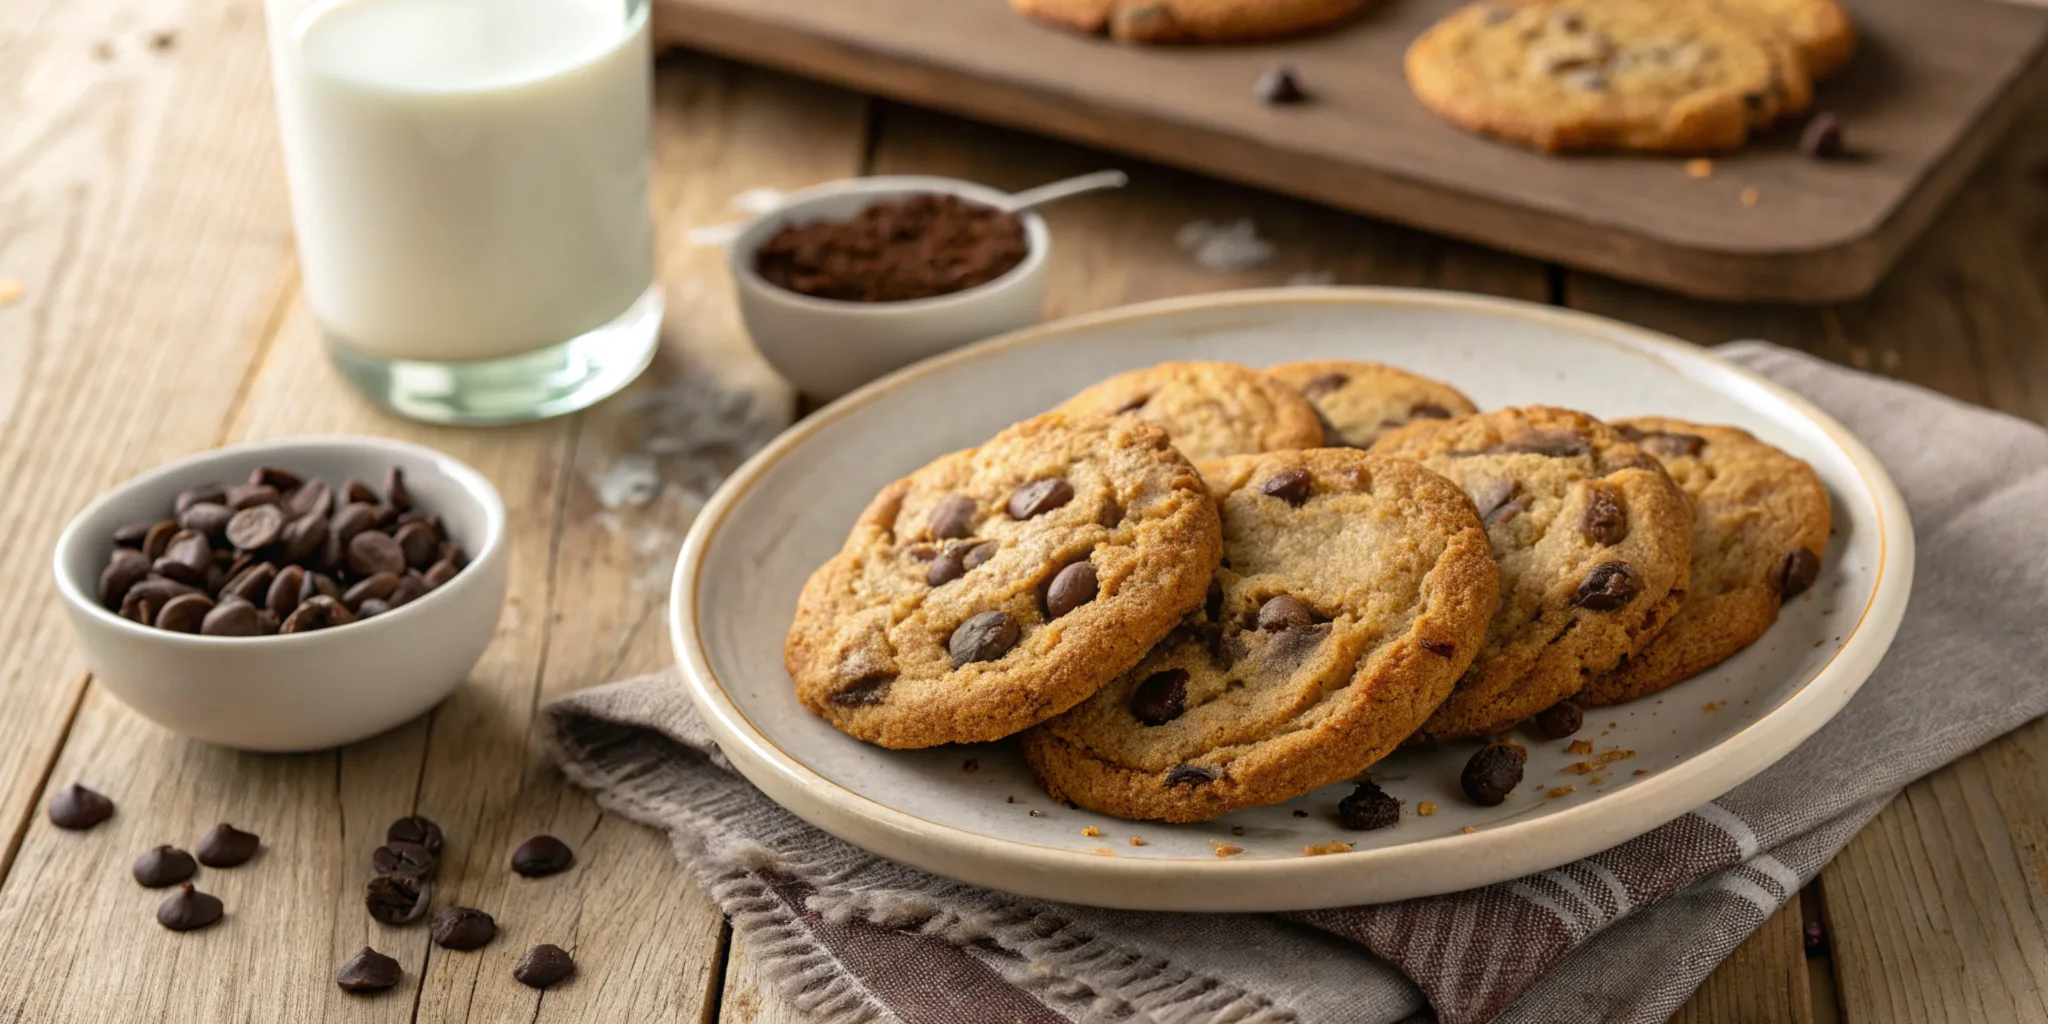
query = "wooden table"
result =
(3, 2, 2045, 1020)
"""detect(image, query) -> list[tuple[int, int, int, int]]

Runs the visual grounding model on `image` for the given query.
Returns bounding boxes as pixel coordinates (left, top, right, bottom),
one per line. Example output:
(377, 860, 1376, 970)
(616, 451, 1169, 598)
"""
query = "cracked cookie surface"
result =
(1371, 407, 1691, 739)
(786, 413, 1221, 748)
(1578, 417, 1831, 706)
(1022, 448, 1497, 822)
(1052, 361, 1325, 463)
(1268, 360, 1480, 449)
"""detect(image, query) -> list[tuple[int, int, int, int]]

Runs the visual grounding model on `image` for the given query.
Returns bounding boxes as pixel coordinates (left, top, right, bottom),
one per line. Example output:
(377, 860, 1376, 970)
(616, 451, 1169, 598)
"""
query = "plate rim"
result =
(668, 286, 1915, 912)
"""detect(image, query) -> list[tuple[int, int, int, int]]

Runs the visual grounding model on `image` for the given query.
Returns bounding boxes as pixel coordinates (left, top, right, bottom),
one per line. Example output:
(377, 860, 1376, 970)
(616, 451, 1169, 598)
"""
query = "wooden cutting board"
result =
(652, 0, 2048, 303)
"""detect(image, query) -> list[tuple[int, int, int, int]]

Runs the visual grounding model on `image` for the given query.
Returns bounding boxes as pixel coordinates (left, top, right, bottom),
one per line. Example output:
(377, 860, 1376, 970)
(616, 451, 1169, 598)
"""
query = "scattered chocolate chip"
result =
(962, 540, 998, 571)
(157, 884, 224, 931)
(948, 610, 1020, 668)
(513, 944, 576, 989)
(1007, 477, 1074, 520)
(365, 875, 430, 925)
(511, 835, 575, 877)
(387, 815, 444, 855)
(431, 907, 497, 950)
(1044, 561, 1099, 618)
(1254, 65, 1307, 104)
(1256, 594, 1313, 631)
(1130, 669, 1188, 726)
(1774, 547, 1822, 598)
(925, 544, 967, 586)
(1164, 764, 1213, 788)
(132, 845, 198, 887)
(1259, 467, 1312, 505)
(336, 946, 403, 993)
(155, 592, 214, 633)
(928, 494, 976, 539)
(195, 823, 261, 867)
(1461, 742, 1526, 805)
(1419, 638, 1456, 657)
(1574, 561, 1643, 611)
(372, 841, 438, 880)
(1300, 373, 1348, 398)
(1338, 781, 1400, 830)
(1579, 484, 1629, 545)
(1800, 112, 1845, 160)
(201, 596, 262, 637)
(1529, 700, 1584, 740)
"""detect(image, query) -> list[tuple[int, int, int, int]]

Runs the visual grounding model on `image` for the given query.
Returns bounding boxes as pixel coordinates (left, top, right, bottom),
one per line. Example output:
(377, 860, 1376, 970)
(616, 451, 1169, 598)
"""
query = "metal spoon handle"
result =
(1000, 170, 1129, 214)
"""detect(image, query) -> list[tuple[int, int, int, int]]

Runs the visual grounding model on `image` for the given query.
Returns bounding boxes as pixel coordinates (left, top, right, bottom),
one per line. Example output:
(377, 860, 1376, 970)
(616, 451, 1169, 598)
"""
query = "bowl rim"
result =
(52, 434, 508, 646)
(727, 174, 1052, 316)
(667, 285, 1916, 911)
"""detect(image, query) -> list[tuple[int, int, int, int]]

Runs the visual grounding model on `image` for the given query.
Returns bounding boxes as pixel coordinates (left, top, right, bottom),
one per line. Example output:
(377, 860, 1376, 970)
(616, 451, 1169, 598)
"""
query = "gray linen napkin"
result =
(544, 342, 2048, 1024)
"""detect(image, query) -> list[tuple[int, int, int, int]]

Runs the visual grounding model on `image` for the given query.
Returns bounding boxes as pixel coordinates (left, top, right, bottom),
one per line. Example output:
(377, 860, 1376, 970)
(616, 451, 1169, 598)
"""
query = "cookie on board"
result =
(1052, 361, 1326, 463)
(1268, 360, 1481, 449)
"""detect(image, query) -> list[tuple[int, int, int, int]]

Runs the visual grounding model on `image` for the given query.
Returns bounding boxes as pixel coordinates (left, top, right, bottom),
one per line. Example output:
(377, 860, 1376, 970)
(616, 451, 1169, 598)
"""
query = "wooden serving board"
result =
(651, 0, 2048, 302)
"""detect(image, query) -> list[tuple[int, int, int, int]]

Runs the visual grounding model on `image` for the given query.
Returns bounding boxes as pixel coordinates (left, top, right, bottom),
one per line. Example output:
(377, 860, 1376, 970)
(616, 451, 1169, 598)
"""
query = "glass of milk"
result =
(266, 0, 659, 424)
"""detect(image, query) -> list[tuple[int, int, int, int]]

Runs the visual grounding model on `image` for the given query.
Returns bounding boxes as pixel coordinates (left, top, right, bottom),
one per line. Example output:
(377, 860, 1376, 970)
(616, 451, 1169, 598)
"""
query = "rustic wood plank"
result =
(1669, 900, 1815, 1024)
(718, 929, 810, 1024)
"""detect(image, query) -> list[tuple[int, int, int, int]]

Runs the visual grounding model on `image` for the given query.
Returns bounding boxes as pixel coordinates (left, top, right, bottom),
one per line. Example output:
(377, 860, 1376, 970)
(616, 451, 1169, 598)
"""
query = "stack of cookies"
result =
(786, 359, 1830, 823)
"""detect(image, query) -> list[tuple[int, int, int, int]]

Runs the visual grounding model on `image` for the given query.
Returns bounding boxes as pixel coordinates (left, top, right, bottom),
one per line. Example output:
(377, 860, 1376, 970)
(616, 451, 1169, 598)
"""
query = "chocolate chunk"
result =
(1254, 65, 1307, 104)
(394, 521, 439, 569)
(1204, 578, 1225, 622)
(1044, 561, 1098, 618)
(119, 589, 166, 626)
(174, 483, 226, 515)
(365, 875, 430, 925)
(1419, 638, 1456, 657)
(141, 519, 180, 561)
(250, 466, 303, 492)
(154, 593, 214, 634)
(1573, 561, 1642, 610)
(513, 944, 576, 989)
(431, 907, 497, 950)
(267, 564, 307, 618)
(1007, 478, 1074, 520)
(1130, 669, 1188, 726)
(157, 884, 224, 931)
(1259, 467, 1312, 505)
(132, 845, 197, 887)
(336, 947, 403, 993)
(948, 610, 1020, 668)
(925, 544, 967, 587)
(1495, 430, 1590, 457)
(1163, 764, 1213, 788)
(332, 502, 380, 546)
(280, 508, 330, 563)
(280, 594, 355, 633)
(423, 558, 461, 589)
(372, 840, 438, 880)
(1775, 548, 1822, 598)
(511, 835, 575, 877)
(388, 571, 428, 608)
(1643, 432, 1706, 458)
(1529, 700, 1584, 740)
(224, 483, 280, 510)
(1256, 595, 1313, 632)
(828, 676, 891, 707)
(384, 467, 411, 512)
(343, 478, 380, 506)
(348, 530, 407, 577)
(154, 529, 213, 583)
(99, 548, 152, 609)
(343, 573, 400, 610)
(201, 597, 262, 637)
(387, 815, 444, 855)
(1579, 484, 1629, 545)
(284, 478, 334, 519)
(1461, 742, 1526, 805)
(1338, 781, 1400, 830)
(1300, 372, 1348, 398)
(177, 502, 235, 545)
(962, 540, 998, 571)
(195, 823, 261, 867)
(1411, 403, 1454, 420)
(1800, 112, 1845, 160)
(928, 494, 976, 540)
(222, 561, 277, 603)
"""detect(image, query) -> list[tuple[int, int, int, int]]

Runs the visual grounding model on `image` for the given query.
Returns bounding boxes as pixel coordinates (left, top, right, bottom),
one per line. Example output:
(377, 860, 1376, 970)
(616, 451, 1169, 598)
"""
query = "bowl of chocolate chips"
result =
(52, 436, 508, 751)
(730, 175, 1051, 401)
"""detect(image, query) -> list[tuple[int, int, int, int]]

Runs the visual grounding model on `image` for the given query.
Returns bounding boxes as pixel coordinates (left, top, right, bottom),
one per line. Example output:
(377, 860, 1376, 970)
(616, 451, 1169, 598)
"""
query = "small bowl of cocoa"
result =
(51, 436, 508, 752)
(730, 175, 1056, 401)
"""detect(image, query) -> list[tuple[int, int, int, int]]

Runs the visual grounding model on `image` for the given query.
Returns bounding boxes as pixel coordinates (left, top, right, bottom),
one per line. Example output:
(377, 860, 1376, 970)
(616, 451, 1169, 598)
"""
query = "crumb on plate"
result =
(1302, 842, 1353, 857)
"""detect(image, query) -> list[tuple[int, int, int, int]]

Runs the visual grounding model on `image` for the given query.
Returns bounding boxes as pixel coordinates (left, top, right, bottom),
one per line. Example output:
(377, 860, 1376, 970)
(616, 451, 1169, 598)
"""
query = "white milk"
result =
(272, 0, 653, 362)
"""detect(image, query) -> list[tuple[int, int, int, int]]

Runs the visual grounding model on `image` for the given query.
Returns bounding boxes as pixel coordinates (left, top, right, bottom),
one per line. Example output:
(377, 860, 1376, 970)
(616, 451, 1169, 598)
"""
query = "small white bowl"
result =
(52, 436, 509, 752)
(729, 175, 1051, 401)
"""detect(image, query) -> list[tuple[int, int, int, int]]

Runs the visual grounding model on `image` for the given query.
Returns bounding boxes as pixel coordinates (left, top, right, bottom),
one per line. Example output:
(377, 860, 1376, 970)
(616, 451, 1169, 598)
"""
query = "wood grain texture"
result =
(1670, 900, 1816, 1024)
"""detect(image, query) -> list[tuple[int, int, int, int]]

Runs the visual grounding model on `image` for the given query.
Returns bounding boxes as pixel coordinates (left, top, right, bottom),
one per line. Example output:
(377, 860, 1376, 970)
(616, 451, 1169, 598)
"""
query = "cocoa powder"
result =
(754, 193, 1027, 302)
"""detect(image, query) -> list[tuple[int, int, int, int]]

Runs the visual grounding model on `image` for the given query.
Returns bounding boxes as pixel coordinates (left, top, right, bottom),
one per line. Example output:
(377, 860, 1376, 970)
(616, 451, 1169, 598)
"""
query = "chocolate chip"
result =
(1579, 484, 1629, 545)
(424, 558, 460, 589)
(155, 592, 214, 633)
(1801, 112, 1845, 159)
(343, 478, 380, 506)
(1412, 403, 1454, 420)
(1461, 742, 1526, 805)
(1420, 638, 1456, 657)
(1259, 467, 1312, 504)
(384, 467, 411, 511)
(1338, 781, 1400, 830)
(1130, 669, 1188, 726)
(332, 502, 380, 546)
(177, 502, 235, 545)
(348, 530, 407, 577)
(511, 835, 574, 877)
(140, 519, 180, 561)
(1164, 764, 1213, 788)
(132, 845, 197, 887)
(1256, 594, 1313, 631)
(195, 822, 261, 867)
(925, 544, 967, 586)
(1775, 548, 1822, 598)
(175, 484, 226, 515)
(388, 571, 428, 608)
(962, 540, 998, 571)
(1111, 393, 1150, 414)
(224, 482, 280, 510)
(387, 815, 444, 855)
(1495, 430, 1590, 457)
(365, 875, 430, 925)
(120, 590, 166, 626)
(284, 478, 334, 519)
(1643, 432, 1706, 458)
(394, 521, 439, 569)
(948, 610, 1020, 668)
(336, 947, 403, 993)
(343, 573, 400, 610)
(1574, 561, 1642, 610)
(1204, 578, 1225, 622)
(1254, 65, 1307, 104)
(431, 907, 497, 950)
(280, 508, 330, 563)
(828, 676, 891, 707)
(157, 884, 224, 931)
(250, 466, 302, 492)
(1300, 372, 1348, 398)
(1044, 561, 1099, 618)
(372, 841, 438, 880)
(99, 548, 151, 609)
(280, 594, 355, 633)
(153, 529, 212, 583)
(201, 596, 262, 636)
(1007, 477, 1074, 520)
(1472, 481, 1516, 523)
(513, 944, 576, 989)
(222, 561, 276, 603)
(928, 494, 976, 539)
(1529, 700, 1584, 740)
(267, 564, 306, 618)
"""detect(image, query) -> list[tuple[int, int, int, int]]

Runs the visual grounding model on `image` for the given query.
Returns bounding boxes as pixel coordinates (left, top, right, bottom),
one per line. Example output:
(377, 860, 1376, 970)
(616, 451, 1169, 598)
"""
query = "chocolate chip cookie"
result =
(1021, 449, 1498, 822)
(1371, 407, 1691, 740)
(1719, 0, 1856, 80)
(1267, 360, 1480, 449)
(1012, 0, 1373, 43)
(1052, 361, 1325, 463)
(1405, 0, 1812, 153)
(1577, 418, 1831, 706)
(787, 413, 1222, 748)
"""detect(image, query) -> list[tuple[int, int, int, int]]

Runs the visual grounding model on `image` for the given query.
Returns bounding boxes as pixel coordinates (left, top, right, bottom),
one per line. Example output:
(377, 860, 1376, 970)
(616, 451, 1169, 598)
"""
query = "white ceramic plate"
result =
(670, 288, 1912, 912)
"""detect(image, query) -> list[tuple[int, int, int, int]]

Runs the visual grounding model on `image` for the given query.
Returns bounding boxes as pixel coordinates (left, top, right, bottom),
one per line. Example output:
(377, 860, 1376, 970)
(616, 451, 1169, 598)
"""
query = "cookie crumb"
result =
(1302, 841, 1353, 857)
(1080, 826, 1101, 837)
(1416, 801, 1437, 817)
(1229, 825, 1245, 837)
(1027, 809, 1046, 818)
(1211, 841, 1244, 858)
(1006, 795, 1015, 803)
(1739, 188, 1760, 207)
(1546, 785, 1576, 798)
(1090, 848, 1115, 857)
(962, 759, 979, 773)
(1128, 836, 1146, 846)
(1684, 158, 1714, 179)
(92, 41, 114, 60)
(149, 29, 176, 50)
(1588, 775, 1604, 785)
(1566, 739, 1594, 755)
(1702, 701, 1726, 713)
(1291, 809, 1308, 818)
(1633, 769, 1647, 776)
(1460, 826, 1476, 834)
(1563, 749, 1636, 775)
